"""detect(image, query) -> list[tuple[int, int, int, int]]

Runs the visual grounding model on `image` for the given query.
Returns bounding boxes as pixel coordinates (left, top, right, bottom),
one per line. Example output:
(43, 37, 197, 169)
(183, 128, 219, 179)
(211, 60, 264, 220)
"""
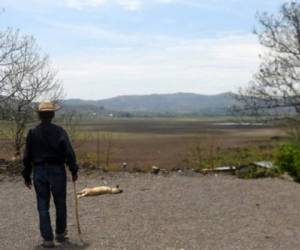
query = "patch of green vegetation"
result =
(236, 165, 281, 179)
(275, 143, 300, 182)
(185, 142, 277, 172)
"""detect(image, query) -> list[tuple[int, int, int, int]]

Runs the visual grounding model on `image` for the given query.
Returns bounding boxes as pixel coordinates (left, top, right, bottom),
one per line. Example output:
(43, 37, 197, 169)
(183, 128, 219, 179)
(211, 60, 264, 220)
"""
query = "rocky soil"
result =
(1, 172, 300, 250)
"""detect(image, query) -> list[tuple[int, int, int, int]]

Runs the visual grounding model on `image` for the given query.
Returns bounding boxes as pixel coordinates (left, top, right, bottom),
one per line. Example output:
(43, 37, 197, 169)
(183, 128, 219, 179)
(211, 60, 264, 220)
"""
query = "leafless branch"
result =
(236, 1, 300, 121)
(0, 28, 63, 156)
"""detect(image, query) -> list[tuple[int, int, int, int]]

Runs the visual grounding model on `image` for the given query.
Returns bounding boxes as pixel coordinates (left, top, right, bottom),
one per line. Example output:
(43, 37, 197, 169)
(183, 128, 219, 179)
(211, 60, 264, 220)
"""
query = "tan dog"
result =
(77, 185, 123, 198)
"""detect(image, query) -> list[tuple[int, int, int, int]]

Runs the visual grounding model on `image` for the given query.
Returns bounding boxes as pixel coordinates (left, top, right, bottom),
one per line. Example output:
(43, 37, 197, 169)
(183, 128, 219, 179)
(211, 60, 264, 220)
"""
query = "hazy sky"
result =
(1, 0, 286, 100)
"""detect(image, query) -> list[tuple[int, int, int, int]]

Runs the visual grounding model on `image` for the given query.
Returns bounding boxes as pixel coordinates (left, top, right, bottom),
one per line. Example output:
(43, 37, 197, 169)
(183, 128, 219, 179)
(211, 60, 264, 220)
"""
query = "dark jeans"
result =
(33, 164, 67, 241)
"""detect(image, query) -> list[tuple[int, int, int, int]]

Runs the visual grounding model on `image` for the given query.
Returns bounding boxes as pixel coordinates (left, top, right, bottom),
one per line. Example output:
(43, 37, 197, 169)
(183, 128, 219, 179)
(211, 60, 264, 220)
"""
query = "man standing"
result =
(22, 101, 79, 248)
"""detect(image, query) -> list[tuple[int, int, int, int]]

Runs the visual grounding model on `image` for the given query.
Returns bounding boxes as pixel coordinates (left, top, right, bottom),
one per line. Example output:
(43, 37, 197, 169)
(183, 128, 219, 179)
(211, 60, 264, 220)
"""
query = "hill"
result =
(62, 92, 237, 116)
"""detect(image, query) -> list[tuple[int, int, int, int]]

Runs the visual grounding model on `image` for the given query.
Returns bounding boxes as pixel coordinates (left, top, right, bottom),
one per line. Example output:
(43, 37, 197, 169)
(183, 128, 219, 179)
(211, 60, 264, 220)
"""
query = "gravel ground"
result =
(1, 172, 300, 250)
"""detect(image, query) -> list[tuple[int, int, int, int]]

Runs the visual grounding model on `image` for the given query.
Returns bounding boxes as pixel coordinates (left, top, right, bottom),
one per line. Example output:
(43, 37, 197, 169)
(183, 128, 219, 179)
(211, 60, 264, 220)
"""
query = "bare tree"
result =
(0, 29, 32, 101)
(237, 1, 300, 119)
(102, 132, 113, 170)
(60, 110, 85, 149)
(0, 30, 63, 157)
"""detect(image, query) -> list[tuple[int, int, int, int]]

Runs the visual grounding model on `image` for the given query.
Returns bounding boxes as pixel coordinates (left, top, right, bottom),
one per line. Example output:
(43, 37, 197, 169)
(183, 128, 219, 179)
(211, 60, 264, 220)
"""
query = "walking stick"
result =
(73, 180, 82, 236)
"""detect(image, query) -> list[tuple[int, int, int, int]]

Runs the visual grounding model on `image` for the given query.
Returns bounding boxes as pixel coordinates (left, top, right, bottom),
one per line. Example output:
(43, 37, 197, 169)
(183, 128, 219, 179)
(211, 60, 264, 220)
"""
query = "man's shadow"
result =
(57, 240, 90, 249)
(33, 239, 90, 250)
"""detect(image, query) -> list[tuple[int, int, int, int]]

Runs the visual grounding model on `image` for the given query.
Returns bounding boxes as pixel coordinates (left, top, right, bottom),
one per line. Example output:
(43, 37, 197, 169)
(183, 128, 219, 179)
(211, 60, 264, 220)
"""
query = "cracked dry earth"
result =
(1, 172, 300, 250)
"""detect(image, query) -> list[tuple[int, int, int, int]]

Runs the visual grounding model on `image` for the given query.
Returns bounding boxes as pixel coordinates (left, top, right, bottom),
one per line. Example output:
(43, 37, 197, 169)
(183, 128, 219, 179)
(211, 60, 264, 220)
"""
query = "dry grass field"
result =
(0, 118, 287, 172)
(60, 118, 287, 172)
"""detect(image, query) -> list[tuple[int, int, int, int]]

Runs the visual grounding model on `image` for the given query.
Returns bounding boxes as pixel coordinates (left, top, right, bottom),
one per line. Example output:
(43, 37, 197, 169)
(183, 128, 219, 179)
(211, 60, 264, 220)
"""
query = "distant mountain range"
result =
(62, 92, 238, 116)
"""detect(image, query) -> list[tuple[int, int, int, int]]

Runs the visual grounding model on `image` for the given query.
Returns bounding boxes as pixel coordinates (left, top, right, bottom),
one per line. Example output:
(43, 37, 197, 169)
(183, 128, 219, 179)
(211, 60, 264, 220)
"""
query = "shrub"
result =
(275, 143, 300, 182)
(185, 141, 276, 173)
(236, 165, 281, 179)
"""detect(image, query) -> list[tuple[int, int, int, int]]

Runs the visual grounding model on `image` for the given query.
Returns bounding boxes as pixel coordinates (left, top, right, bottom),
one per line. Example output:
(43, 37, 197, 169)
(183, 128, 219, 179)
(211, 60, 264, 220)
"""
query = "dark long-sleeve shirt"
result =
(22, 122, 78, 182)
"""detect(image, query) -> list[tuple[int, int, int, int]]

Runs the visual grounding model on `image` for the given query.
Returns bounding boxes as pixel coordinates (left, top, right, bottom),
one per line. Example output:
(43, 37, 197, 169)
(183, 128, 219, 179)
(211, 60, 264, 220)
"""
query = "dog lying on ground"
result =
(77, 185, 123, 198)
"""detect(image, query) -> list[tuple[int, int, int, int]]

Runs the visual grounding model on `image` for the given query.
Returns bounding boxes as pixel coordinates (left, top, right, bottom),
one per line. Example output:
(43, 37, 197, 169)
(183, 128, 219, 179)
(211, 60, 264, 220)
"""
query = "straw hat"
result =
(35, 101, 61, 112)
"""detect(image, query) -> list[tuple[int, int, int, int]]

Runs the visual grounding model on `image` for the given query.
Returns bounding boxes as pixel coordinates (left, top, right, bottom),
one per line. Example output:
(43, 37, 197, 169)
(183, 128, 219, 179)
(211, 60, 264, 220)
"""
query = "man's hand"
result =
(25, 180, 32, 190)
(72, 175, 78, 182)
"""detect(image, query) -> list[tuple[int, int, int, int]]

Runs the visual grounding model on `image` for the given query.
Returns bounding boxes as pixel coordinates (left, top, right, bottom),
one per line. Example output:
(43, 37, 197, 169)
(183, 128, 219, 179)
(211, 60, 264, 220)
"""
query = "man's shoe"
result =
(41, 240, 55, 248)
(55, 231, 68, 243)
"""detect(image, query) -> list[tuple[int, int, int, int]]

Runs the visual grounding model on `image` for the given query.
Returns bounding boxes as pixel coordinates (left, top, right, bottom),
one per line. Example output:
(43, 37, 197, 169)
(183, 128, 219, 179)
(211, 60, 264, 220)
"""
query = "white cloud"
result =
(118, 0, 142, 11)
(2, 0, 287, 13)
(155, 0, 175, 3)
(62, 0, 143, 11)
(64, 0, 107, 9)
(53, 32, 263, 99)
(61, 0, 242, 12)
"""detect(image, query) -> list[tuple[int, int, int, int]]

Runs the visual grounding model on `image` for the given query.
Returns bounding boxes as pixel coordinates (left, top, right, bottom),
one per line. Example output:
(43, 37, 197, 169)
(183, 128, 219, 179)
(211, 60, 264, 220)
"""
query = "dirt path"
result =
(1, 172, 300, 250)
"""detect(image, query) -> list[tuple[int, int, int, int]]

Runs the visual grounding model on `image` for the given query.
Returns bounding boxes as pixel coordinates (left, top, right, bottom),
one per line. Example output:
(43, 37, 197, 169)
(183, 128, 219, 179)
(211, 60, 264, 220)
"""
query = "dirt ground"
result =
(1, 172, 300, 250)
